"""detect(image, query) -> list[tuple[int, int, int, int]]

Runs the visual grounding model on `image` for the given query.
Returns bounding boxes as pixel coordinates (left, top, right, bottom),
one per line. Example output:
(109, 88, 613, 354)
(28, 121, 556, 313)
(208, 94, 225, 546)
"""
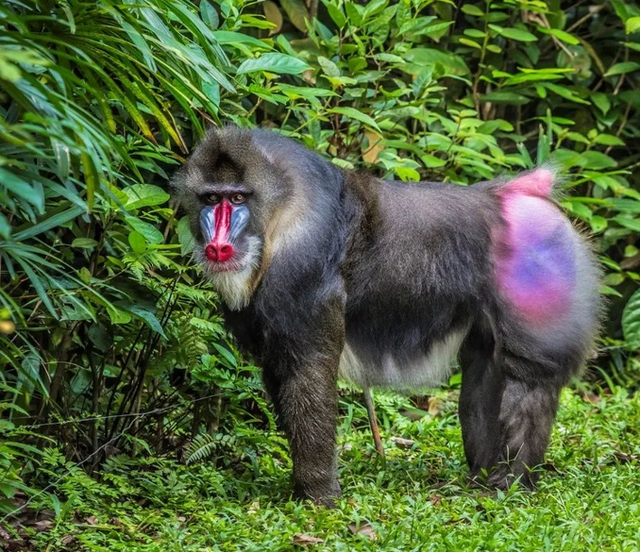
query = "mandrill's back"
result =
(344, 177, 499, 304)
(339, 168, 601, 389)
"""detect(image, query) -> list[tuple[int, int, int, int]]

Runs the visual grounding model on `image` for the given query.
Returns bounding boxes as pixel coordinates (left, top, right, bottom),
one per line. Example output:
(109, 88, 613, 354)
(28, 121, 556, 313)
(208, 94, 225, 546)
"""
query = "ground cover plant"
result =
(1, 0, 640, 549)
(7, 388, 640, 551)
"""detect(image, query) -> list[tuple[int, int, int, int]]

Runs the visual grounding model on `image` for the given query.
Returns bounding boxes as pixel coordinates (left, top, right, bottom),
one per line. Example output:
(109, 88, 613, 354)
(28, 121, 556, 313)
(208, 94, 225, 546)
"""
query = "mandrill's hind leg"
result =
(487, 358, 562, 488)
(459, 328, 504, 474)
(460, 332, 563, 487)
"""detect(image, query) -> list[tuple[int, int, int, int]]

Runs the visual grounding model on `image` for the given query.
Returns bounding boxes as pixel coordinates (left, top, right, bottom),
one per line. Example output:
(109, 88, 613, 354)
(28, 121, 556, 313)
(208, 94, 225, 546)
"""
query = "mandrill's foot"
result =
(483, 464, 537, 491)
(293, 479, 341, 508)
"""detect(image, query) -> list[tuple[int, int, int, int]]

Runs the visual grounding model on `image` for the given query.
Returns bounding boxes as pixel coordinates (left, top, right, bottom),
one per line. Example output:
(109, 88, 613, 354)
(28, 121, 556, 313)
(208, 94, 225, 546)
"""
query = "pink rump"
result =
(501, 168, 554, 198)
(493, 168, 576, 326)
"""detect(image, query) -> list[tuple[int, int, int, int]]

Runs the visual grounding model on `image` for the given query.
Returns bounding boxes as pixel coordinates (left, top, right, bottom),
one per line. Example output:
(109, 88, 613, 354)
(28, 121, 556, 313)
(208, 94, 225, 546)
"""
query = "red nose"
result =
(205, 243, 234, 262)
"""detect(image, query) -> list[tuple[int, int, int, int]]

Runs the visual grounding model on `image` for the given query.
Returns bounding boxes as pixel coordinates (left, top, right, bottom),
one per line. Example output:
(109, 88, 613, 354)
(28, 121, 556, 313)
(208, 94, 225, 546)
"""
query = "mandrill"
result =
(173, 126, 601, 506)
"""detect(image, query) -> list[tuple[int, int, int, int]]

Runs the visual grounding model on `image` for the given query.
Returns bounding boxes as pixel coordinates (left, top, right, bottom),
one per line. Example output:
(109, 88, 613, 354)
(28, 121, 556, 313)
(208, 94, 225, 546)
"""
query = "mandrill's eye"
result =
(230, 193, 246, 205)
(207, 193, 221, 205)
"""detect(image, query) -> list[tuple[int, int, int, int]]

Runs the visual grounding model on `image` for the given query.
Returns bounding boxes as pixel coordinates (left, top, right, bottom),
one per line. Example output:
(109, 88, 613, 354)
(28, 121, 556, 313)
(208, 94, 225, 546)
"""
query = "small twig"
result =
(362, 387, 384, 456)
(566, 4, 605, 34)
(308, 0, 319, 19)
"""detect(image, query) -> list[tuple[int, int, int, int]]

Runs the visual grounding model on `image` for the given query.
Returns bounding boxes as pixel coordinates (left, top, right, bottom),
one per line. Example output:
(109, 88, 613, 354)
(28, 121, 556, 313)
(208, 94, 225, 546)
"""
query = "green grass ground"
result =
(16, 387, 640, 551)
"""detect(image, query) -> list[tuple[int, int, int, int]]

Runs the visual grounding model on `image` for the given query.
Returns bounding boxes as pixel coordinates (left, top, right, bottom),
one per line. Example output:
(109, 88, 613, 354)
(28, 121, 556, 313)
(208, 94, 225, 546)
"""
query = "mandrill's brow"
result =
(197, 183, 254, 199)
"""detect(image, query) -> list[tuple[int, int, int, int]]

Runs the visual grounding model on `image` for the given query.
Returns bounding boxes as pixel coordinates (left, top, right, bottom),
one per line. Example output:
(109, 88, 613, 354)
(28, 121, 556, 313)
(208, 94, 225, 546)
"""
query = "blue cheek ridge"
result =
(228, 205, 249, 243)
(199, 206, 216, 243)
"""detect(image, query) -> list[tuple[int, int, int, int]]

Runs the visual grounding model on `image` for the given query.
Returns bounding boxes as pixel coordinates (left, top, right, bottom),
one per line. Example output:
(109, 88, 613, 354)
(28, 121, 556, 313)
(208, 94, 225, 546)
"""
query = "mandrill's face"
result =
(196, 184, 257, 274)
(173, 128, 292, 310)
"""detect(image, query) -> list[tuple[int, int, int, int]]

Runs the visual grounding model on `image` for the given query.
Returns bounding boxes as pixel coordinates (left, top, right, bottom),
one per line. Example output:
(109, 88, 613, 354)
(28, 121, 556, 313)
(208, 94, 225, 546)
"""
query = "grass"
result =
(13, 386, 640, 551)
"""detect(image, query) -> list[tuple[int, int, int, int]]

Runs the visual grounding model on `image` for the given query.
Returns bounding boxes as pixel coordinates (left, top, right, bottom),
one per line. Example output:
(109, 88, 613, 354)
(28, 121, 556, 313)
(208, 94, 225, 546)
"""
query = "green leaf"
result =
(72, 238, 98, 249)
(543, 82, 590, 105)
(604, 61, 640, 76)
(281, 0, 310, 33)
(625, 16, 640, 34)
(489, 25, 537, 42)
(317, 56, 340, 77)
(13, 205, 85, 241)
(0, 168, 44, 212)
(591, 92, 611, 114)
(481, 92, 530, 105)
(123, 184, 170, 209)
(600, 285, 622, 297)
(459, 38, 481, 49)
(590, 216, 608, 233)
(461, 5, 484, 16)
(200, 0, 219, 29)
(566, 201, 592, 220)
(345, 2, 363, 26)
(125, 216, 164, 245)
(420, 21, 454, 37)
(128, 231, 147, 254)
(0, 214, 11, 238)
(213, 31, 269, 49)
(278, 84, 336, 99)
(612, 199, 640, 213)
(538, 27, 580, 45)
(374, 53, 405, 64)
(581, 151, 618, 170)
(464, 29, 486, 38)
(593, 134, 625, 146)
(622, 288, 640, 348)
(395, 166, 421, 181)
(107, 305, 132, 325)
(421, 154, 446, 168)
(212, 343, 238, 368)
(177, 217, 196, 256)
(603, 273, 625, 287)
(328, 107, 380, 132)
(404, 48, 470, 76)
(12, 256, 56, 316)
(566, 132, 589, 145)
(503, 72, 564, 85)
(126, 305, 166, 338)
(327, 2, 346, 27)
(236, 53, 311, 75)
(625, 245, 639, 257)
(614, 217, 640, 233)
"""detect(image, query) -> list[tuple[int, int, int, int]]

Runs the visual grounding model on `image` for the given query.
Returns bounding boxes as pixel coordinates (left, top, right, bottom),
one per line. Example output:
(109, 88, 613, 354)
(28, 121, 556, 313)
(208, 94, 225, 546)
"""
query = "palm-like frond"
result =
(0, 0, 256, 423)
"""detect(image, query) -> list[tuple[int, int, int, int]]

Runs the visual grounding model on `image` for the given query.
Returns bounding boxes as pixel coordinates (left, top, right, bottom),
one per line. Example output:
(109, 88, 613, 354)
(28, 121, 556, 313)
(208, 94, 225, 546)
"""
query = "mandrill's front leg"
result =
(262, 308, 344, 506)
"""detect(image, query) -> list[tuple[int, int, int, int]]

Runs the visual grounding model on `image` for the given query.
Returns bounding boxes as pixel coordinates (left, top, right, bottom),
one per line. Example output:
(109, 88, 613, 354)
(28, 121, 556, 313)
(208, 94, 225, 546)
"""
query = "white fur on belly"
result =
(196, 236, 261, 311)
(339, 329, 467, 389)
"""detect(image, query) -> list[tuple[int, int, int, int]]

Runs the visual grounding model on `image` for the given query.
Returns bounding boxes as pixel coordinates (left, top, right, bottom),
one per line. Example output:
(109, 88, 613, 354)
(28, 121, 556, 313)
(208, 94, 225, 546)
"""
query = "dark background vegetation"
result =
(1, 0, 640, 540)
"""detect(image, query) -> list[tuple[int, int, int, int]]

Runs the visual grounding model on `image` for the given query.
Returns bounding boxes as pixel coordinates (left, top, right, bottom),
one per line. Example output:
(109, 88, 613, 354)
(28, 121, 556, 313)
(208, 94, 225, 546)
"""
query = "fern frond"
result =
(185, 432, 234, 465)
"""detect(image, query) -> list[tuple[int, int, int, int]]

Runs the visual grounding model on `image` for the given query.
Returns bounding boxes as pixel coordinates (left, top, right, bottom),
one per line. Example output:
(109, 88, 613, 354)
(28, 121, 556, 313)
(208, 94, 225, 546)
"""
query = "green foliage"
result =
(7, 388, 640, 551)
(1, 0, 640, 530)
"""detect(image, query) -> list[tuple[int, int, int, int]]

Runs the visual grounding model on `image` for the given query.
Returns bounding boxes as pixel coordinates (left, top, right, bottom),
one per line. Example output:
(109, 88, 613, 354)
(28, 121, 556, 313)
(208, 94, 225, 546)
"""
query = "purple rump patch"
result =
(495, 171, 576, 324)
